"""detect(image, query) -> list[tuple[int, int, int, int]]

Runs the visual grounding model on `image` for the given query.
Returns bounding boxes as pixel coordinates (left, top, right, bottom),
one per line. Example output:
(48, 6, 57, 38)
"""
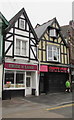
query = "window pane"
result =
(16, 39, 21, 54)
(48, 45, 52, 50)
(53, 52, 57, 60)
(19, 19, 25, 29)
(5, 72, 14, 84)
(22, 41, 26, 55)
(16, 73, 24, 84)
(49, 29, 56, 37)
(48, 51, 52, 57)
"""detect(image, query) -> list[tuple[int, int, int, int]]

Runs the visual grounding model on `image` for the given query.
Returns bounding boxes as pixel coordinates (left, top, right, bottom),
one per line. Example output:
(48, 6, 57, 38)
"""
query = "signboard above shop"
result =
(40, 65, 48, 72)
(49, 66, 69, 73)
(4, 63, 38, 71)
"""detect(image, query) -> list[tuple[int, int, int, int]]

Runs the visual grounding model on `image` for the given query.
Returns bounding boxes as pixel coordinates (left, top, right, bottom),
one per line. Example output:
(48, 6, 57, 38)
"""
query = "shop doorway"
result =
(26, 76, 32, 95)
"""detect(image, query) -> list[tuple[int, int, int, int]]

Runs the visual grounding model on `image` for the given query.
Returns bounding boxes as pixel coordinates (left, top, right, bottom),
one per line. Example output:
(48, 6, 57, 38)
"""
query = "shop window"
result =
(47, 45, 60, 62)
(16, 39, 27, 56)
(4, 72, 14, 88)
(16, 73, 24, 83)
(4, 71, 25, 89)
(16, 72, 25, 88)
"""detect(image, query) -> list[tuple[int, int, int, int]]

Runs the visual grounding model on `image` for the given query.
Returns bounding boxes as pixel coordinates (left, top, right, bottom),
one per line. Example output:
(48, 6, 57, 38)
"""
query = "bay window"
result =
(47, 45, 60, 62)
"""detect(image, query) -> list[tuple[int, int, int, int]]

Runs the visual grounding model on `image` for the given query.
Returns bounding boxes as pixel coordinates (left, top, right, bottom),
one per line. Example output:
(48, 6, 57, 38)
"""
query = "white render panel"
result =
(6, 46, 12, 56)
(5, 41, 12, 56)
(15, 21, 18, 27)
(15, 29, 29, 37)
(31, 72, 36, 89)
(20, 14, 25, 18)
(31, 33, 34, 38)
(9, 28, 13, 33)
(7, 36, 13, 41)
(27, 23, 29, 31)
(30, 47, 36, 59)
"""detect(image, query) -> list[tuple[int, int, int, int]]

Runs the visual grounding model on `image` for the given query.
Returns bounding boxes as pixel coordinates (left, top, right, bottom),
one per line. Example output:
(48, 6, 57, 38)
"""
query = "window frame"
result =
(47, 45, 60, 62)
(16, 39, 27, 56)
(19, 19, 25, 29)
(4, 70, 25, 89)
(49, 29, 56, 37)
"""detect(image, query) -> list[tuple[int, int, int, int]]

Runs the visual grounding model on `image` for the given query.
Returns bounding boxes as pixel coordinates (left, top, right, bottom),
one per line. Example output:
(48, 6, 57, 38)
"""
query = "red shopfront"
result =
(39, 65, 69, 94)
(2, 62, 38, 100)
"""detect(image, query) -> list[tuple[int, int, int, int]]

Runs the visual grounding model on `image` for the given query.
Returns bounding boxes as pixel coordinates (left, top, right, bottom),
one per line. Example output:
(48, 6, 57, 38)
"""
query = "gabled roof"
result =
(5, 8, 38, 42)
(0, 12, 9, 25)
(35, 18, 55, 40)
(35, 18, 68, 47)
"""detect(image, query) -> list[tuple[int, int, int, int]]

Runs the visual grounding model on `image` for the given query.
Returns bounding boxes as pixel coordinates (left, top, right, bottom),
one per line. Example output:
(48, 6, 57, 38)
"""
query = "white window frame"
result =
(3, 70, 25, 90)
(47, 45, 60, 62)
(16, 39, 27, 56)
(19, 19, 25, 29)
(49, 29, 56, 37)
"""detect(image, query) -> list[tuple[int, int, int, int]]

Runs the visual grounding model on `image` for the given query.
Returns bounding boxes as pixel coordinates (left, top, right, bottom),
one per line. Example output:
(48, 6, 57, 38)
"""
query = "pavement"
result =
(25, 92, 73, 106)
(2, 91, 73, 118)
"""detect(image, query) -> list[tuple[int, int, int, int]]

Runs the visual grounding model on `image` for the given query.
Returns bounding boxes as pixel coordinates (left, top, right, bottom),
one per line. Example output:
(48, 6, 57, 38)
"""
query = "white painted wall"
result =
(31, 72, 36, 89)
(31, 71, 39, 96)
(0, 64, 3, 98)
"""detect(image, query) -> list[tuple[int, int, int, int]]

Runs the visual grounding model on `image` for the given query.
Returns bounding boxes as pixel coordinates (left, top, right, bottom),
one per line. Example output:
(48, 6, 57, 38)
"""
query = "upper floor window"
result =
(49, 29, 56, 37)
(16, 39, 27, 56)
(47, 45, 60, 62)
(19, 19, 25, 29)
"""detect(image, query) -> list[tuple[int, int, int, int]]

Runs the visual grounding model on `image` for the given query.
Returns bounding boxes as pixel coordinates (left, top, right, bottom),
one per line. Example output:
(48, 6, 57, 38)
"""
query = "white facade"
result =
(3, 10, 39, 99)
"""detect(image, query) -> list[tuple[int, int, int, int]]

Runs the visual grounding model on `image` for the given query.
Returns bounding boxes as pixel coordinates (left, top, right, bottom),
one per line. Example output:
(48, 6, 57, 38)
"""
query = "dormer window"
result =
(49, 29, 56, 37)
(19, 19, 25, 29)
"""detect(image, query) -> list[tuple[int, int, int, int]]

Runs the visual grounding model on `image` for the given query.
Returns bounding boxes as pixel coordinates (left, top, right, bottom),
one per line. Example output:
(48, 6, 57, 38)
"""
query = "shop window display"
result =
(4, 71, 25, 88)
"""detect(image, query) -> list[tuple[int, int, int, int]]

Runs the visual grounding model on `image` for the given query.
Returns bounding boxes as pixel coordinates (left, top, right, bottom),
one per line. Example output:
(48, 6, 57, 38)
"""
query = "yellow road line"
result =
(46, 104, 74, 111)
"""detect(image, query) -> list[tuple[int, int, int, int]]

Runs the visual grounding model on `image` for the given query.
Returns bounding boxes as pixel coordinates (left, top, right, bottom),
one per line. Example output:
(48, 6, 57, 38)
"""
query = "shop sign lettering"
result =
(49, 66, 69, 73)
(4, 63, 37, 70)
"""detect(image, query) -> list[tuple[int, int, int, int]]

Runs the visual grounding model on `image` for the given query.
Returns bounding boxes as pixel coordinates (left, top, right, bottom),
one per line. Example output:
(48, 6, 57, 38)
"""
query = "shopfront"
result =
(2, 62, 38, 100)
(39, 65, 69, 94)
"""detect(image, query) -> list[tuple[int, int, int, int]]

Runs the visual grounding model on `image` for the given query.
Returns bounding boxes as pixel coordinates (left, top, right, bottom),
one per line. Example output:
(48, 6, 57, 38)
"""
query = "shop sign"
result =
(40, 65, 48, 72)
(49, 66, 69, 73)
(4, 63, 37, 71)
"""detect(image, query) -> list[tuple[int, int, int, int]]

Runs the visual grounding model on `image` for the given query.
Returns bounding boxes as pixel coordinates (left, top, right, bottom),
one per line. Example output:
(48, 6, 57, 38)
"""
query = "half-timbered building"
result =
(35, 18, 70, 94)
(2, 8, 39, 99)
(0, 12, 8, 98)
